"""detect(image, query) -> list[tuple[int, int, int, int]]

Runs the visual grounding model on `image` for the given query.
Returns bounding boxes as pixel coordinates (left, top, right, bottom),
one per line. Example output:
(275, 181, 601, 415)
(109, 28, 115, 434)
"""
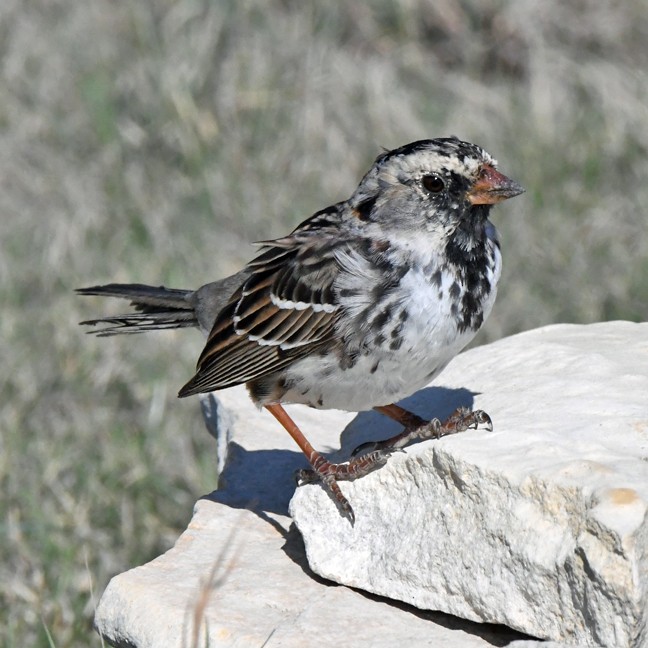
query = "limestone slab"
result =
(96, 382, 533, 646)
(290, 322, 648, 647)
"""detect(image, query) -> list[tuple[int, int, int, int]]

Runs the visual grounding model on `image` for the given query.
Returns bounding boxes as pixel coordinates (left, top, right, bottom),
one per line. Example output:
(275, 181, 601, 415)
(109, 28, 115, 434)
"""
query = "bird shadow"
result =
(337, 386, 476, 458)
(203, 444, 305, 516)
(202, 385, 477, 517)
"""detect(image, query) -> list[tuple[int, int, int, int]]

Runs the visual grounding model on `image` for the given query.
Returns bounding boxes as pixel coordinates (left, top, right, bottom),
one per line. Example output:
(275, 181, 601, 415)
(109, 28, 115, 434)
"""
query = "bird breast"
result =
(281, 239, 501, 412)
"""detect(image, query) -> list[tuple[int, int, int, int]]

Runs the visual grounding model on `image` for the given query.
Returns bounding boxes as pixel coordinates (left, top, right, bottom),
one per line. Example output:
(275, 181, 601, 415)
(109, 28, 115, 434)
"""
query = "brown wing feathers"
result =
(178, 238, 341, 397)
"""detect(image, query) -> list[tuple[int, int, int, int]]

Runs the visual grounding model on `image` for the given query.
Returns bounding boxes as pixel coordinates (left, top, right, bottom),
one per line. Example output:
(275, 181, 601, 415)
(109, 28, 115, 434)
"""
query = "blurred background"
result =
(2, 1, 647, 645)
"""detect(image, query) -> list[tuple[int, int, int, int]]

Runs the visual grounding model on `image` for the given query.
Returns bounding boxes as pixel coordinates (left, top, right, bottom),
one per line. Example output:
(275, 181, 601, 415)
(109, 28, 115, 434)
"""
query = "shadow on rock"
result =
(338, 386, 477, 457)
(202, 386, 478, 517)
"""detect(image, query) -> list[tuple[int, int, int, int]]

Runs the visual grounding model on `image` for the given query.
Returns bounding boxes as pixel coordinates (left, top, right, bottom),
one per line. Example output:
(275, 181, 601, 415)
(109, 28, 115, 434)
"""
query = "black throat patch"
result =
(444, 208, 498, 333)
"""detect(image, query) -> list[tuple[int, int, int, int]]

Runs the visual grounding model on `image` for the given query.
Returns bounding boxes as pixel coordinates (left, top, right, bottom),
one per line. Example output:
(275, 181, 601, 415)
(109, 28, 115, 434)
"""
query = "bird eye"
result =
(422, 175, 445, 193)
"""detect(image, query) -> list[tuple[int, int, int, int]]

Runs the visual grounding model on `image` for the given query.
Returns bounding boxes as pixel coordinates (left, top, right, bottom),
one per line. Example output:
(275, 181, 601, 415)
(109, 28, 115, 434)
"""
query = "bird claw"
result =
(350, 440, 377, 457)
(444, 407, 492, 434)
(294, 468, 319, 485)
(475, 410, 494, 432)
(351, 440, 405, 457)
(412, 408, 493, 440)
(294, 448, 393, 525)
(352, 407, 494, 455)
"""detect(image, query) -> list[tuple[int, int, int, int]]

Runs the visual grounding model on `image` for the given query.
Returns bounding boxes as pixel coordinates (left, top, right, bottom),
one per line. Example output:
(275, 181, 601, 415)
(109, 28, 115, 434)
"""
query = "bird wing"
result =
(178, 209, 348, 396)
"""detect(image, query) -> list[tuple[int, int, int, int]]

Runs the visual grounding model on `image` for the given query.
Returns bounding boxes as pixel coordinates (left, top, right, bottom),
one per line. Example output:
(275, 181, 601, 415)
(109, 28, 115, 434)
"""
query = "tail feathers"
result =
(76, 283, 192, 309)
(76, 283, 197, 336)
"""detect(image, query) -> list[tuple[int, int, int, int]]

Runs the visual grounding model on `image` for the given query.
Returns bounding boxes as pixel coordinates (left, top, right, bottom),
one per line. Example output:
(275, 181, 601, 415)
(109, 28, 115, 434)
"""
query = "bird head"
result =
(348, 137, 524, 244)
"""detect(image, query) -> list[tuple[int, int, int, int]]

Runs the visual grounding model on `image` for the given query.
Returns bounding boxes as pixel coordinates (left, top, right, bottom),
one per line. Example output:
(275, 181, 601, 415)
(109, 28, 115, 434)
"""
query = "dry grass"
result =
(2, 1, 647, 645)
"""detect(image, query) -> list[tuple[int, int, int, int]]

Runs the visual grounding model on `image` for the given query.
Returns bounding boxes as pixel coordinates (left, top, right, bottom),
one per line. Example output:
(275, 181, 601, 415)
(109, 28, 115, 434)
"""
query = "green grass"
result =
(2, 1, 647, 645)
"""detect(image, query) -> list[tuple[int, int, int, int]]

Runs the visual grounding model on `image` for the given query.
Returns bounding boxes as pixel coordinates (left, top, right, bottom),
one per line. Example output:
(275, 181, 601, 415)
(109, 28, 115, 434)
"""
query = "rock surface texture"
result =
(94, 322, 648, 647)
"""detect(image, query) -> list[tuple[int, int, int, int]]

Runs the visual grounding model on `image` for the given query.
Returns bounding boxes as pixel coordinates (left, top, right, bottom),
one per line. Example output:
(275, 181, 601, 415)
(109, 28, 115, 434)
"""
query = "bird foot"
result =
(295, 449, 391, 525)
(353, 407, 493, 456)
(418, 407, 493, 441)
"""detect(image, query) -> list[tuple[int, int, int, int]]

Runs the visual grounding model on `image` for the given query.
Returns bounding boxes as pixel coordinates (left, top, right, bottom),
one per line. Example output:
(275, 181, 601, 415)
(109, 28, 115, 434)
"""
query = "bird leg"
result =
(265, 403, 389, 525)
(352, 403, 492, 456)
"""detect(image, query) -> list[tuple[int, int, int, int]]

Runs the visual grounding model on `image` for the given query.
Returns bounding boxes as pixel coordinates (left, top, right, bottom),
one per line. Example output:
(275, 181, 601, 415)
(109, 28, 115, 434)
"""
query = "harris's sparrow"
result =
(78, 137, 524, 522)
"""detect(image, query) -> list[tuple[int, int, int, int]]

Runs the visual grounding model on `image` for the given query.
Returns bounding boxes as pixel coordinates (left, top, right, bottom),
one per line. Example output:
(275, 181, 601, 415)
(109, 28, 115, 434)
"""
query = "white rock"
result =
(95, 377, 535, 646)
(290, 321, 648, 648)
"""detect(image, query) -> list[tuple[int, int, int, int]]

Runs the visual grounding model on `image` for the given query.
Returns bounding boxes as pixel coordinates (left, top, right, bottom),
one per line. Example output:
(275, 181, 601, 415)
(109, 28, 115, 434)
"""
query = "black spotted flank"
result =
(370, 305, 392, 332)
(388, 310, 406, 351)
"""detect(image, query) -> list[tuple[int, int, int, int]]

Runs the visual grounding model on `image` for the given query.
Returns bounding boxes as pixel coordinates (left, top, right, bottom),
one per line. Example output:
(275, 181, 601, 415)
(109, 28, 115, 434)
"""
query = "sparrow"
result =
(77, 137, 524, 523)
